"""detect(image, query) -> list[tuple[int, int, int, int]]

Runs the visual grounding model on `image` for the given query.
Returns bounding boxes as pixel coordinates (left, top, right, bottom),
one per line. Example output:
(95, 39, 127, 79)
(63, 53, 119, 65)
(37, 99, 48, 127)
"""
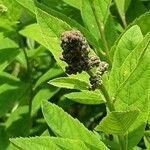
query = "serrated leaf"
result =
(48, 77, 88, 90)
(36, 8, 71, 70)
(10, 137, 89, 150)
(65, 90, 105, 105)
(95, 110, 139, 135)
(18, 0, 99, 50)
(109, 30, 150, 148)
(37, 2, 99, 50)
(41, 101, 109, 150)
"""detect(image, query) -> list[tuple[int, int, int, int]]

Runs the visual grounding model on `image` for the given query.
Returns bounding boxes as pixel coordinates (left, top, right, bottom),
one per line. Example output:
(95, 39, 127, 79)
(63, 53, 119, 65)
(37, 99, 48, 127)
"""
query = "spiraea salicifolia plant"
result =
(0, 0, 149, 150)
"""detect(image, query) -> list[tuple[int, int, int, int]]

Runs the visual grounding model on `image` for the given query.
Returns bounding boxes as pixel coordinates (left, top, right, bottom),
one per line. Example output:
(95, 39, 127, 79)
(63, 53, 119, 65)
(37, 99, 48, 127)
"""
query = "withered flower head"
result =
(60, 30, 90, 74)
(60, 30, 109, 90)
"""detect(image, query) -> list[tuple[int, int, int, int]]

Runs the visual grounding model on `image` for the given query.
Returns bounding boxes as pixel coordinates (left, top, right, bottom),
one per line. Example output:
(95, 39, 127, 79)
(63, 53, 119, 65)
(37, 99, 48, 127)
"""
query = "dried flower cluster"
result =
(60, 30, 108, 90)
(60, 30, 90, 75)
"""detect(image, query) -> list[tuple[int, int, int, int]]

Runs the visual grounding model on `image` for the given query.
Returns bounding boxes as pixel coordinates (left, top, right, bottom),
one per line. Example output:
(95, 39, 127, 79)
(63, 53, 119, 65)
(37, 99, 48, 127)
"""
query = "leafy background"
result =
(0, 0, 150, 150)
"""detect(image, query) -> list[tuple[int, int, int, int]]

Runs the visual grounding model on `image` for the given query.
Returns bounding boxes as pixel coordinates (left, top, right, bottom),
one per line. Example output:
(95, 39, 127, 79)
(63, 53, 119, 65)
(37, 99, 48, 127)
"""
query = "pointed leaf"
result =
(109, 30, 150, 148)
(109, 25, 143, 96)
(48, 77, 88, 90)
(36, 8, 71, 70)
(95, 110, 139, 135)
(10, 137, 89, 150)
(41, 101, 109, 150)
(65, 90, 105, 105)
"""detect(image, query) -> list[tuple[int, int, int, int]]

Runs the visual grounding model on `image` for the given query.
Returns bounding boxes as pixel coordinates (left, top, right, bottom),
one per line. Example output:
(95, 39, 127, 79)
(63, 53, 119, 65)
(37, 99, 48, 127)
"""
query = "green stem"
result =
(100, 84, 127, 150)
(89, 0, 110, 59)
(99, 84, 115, 111)
(22, 45, 33, 117)
(87, 70, 127, 150)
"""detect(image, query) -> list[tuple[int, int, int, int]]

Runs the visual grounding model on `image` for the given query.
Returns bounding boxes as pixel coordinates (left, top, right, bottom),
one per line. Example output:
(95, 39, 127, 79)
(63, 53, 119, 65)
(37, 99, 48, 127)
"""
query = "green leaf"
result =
(31, 85, 59, 116)
(95, 110, 139, 135)
(0, 125, 9, 150)
(0, 38, 18, 49)
(81, 0, 111, 42)
(34, 64, 63, 89)
(18, 0, 99, 51)
(63, 0, 81, 9)
(36, 8, 71, 69)
(126, 0, 148, 23)
(0, 72, 29, 116)
(19, 24, 47, 48)
(109, 31, 150, 148)
(109, 25, 143, 95)
(36, 2, 99, 50)
(65, 90, 105, 105)
(134, 11, 150, 35)
(144, 136, 150, 149)
(0, 38, 20, 71)
(15, 0, 35, 14)
(5, 106, 30, 137)
(49, 77, 88, 90)
(114, 0, 131, 15)
(10, 137, 89, 150)
(41, 101, 109, 150)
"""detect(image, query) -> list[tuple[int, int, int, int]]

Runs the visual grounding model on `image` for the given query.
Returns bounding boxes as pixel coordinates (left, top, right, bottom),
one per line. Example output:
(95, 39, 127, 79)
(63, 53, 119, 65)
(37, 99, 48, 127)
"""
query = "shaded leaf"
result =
(31, 85, 59, 116)
(0, 72, 29, 117)
(5, 106, 30, 137)
(34, 64, 63, 89)
(95, 110, 139, 135)
(63, 0, 81, 9)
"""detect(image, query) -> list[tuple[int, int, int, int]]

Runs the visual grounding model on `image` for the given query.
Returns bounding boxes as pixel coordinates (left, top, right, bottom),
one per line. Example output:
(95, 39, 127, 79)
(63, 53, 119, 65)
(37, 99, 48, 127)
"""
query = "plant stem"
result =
(89, 0, 110, 58)
(99, 84, 128, 150)
(22, 44, 33, 117)
(99, 84, 115, 111)
(87, 70, 127, 150)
